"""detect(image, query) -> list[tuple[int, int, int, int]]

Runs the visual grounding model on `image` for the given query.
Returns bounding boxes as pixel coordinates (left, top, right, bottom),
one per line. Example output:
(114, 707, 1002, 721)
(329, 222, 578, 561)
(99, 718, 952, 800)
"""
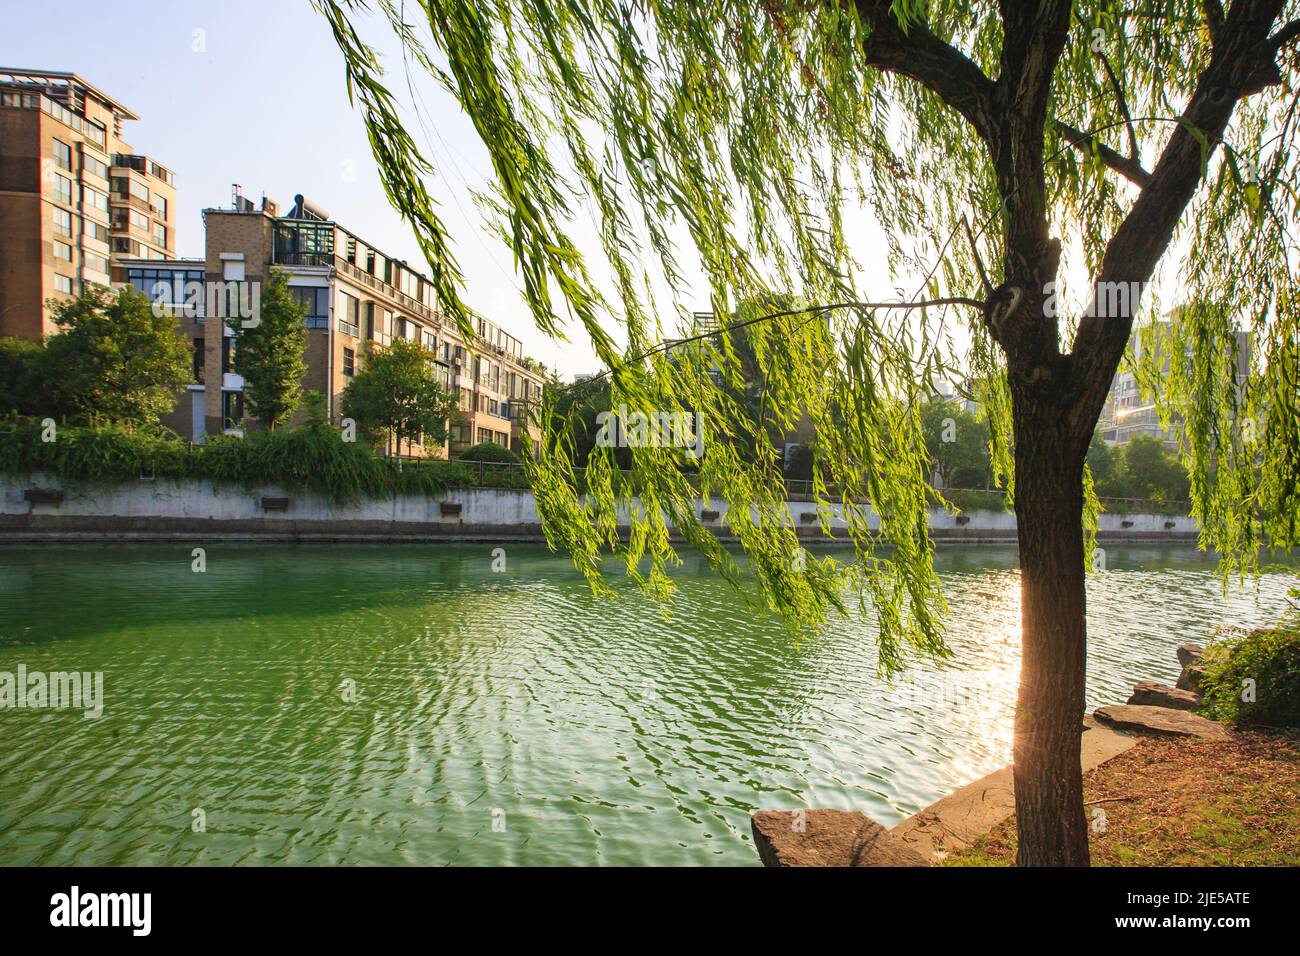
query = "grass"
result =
(944, 729, 1300, 866)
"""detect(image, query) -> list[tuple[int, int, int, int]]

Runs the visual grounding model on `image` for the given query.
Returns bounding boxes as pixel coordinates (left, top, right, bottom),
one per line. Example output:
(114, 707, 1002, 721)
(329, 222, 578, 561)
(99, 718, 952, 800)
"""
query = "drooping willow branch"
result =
(551, 296, 987, 395)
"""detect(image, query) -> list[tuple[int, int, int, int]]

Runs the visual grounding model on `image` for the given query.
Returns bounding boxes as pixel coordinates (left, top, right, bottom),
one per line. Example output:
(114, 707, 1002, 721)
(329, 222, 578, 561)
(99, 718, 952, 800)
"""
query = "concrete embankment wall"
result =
(0, 474, 1199, 543)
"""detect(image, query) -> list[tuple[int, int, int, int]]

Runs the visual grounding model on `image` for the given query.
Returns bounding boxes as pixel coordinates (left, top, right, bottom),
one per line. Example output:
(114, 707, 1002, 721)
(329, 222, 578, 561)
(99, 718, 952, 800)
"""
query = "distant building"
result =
(933, 378, 981, 416)
(115, 187, 544, 458)
(0, 68, 177, 340)
(1098, 318, 1251, 448)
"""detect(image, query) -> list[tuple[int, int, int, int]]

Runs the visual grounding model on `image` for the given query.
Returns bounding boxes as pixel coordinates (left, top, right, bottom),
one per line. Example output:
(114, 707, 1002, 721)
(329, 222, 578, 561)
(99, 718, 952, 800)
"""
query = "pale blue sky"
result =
(1, 0, 609, 374)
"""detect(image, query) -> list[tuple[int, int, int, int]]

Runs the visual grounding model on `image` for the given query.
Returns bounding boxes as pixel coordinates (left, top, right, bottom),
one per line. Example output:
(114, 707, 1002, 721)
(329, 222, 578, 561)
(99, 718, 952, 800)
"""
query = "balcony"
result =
(334, 256, 444, 329)
(275, 252, 333, 268)
(113, 154, 174, 186)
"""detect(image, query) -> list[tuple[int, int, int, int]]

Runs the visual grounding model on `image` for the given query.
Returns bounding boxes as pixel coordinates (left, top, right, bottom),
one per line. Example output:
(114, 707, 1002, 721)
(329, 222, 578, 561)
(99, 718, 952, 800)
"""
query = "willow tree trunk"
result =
(1010, 394, 1091, 867)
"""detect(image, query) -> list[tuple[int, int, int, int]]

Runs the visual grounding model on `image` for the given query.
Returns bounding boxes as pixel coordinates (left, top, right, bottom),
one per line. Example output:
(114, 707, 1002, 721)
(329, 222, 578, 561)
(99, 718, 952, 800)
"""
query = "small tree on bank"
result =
(340, 337, 458, 457)
(41, 285, 192, 425)
(231, 270, 308, 430)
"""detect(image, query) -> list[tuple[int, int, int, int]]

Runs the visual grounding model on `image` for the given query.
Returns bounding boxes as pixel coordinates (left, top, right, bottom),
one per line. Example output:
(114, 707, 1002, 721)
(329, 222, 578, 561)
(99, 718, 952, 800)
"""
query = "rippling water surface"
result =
(0, 542, 1293, 865)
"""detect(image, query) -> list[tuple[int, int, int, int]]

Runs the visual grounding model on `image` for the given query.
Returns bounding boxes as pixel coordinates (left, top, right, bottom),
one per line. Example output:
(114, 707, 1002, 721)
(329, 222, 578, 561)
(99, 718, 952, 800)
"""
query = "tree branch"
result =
(556, 297, 987, 394)
(1095, 41, 1141, 160)
(854, 1, 999, 146)
(1068, 0, 1290, 443)
(1202, 0, 1226, 42)
(1271, 19, 1300, 52)
(1055, 120, 1153, 187)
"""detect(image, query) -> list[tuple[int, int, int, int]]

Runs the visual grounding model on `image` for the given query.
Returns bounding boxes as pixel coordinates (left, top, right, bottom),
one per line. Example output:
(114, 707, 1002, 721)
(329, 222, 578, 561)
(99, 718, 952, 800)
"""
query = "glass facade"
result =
(274, 221, 335, 266)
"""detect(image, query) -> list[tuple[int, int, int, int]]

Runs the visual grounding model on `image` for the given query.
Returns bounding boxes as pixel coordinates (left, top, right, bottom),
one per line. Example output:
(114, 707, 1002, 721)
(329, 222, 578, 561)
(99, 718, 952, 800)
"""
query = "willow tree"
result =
(319, 0, 1300, 865)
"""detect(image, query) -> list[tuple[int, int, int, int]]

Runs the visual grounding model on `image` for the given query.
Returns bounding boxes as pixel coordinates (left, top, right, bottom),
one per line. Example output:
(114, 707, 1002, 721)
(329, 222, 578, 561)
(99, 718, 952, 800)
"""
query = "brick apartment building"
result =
(118, 187, 545, 458)
(0, 68, 175, 340)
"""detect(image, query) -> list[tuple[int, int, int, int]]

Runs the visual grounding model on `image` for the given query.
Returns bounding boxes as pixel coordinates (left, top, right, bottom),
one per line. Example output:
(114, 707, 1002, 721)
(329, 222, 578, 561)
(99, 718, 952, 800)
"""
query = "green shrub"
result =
(0, 420, 489, 503)
(458, 441, 519, 464)
(1199, 626, 1300, 728)
(945, 488, 1009, 513)
(0, 420, 193, 484)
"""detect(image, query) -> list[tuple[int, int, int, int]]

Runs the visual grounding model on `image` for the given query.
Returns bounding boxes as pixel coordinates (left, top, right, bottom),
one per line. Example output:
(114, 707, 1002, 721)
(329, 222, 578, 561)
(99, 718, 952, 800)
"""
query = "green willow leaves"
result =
(316, 0, 1300, 672)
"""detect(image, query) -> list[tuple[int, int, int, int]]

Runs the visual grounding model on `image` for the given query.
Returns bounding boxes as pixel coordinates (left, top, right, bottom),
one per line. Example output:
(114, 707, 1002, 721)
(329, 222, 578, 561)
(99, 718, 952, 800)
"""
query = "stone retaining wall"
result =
(0, 474, 1200, 543)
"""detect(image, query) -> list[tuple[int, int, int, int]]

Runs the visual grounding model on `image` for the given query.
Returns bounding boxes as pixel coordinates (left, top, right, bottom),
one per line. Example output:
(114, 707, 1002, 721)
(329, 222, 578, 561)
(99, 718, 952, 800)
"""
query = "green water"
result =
(0, 542, 1293, 866)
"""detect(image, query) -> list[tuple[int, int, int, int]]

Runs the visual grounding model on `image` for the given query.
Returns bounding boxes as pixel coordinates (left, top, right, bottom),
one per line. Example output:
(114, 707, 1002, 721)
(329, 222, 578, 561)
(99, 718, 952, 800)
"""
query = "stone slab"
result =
(1126, 680, 1201, 711)
(751, 809, 930, 867)
(885, 717, 1138, 863)
(1093, 704, 1228, 740)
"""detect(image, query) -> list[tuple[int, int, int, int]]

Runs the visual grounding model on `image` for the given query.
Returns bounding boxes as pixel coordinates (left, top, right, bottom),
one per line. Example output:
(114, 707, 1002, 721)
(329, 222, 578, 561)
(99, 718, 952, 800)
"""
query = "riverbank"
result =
(944, 729, 1300, 866)
(751, 633, 1300, 867)
(0, 475, 1199, 543)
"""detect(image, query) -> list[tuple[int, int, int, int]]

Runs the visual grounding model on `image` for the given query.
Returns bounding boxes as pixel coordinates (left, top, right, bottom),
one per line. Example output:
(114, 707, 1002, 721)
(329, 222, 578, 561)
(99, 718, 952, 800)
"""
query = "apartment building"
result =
(0, 68, 175, 341)
(118, 187, 544, 458)
(1098, 318, 1251, 448)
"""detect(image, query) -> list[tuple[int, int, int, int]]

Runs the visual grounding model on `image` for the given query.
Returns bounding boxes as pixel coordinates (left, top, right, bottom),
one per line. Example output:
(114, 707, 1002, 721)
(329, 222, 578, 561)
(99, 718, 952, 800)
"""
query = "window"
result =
(52, 139, 72, 171)
(129, 179, 150, 204)
(290, 286, 330, 329)
(85, 253, 110, 276)
(422, 329, 436, 351)
(152, 196, 167, 219)
(53, 174, 72, 205)
(52, 208, 72, 237)
(87, 220, 109, 243)
(53, 240, 72, 261)
(127, 267, 205, 305)
(337, 292, 360, 336)
(83, 153, 110, 180)
(84, 187, 109, 216)
(152, 222, 167, 247)
(222, 391, 244, 429)
(54, 274, 73, 295)
(342, 347, 355, 377)
(193, 337, 205, 382)
(345, 236, 357, 263)
(222, 337, 235, 374)
(368, 306, 393, 345)
(128, 209, 150, 231)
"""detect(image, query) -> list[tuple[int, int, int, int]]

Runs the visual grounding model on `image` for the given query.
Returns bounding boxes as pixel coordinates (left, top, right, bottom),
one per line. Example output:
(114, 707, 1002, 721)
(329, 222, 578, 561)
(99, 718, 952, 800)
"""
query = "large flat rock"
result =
(1126, 680, 1201, 711)
(1093, 704, 1228, 739)
(751, 809, 929, 867)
